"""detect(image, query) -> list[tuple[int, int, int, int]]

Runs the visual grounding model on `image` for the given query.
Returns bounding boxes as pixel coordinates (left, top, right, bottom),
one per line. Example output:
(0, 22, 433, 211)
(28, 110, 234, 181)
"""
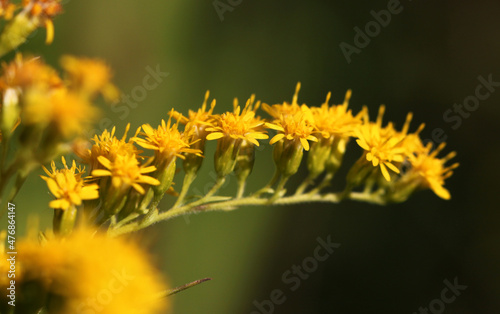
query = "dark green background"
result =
(7, 0, 500, 313)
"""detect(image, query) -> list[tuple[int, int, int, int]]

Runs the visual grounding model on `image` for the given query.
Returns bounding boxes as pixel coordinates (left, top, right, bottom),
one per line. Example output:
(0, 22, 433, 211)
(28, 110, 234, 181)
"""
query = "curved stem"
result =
(173, 171, 196, 208)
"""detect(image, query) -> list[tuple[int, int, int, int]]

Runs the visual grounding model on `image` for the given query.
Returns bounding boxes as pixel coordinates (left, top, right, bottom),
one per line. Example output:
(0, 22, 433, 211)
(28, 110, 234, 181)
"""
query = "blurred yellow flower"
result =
(61, 55, 119, 101)
(41, 157, 98, 210)
(17, 228, 170, 314)
(23, 87, 99, 138)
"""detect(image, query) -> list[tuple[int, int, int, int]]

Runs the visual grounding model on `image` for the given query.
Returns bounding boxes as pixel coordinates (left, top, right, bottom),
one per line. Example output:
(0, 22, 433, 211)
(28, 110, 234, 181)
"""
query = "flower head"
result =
(78, 124, 142, 171)
(23, 87, 99, 138)
(206, 95, 268, 146)
(170, 90, 216, 128)
(262, 82, 310, 119)
(0, 54, 62, 90)
(135, 115, 202, 160)
(92, 154, 160, 194)
(354, 106, 408, 181)
(311, 90, 365, 139)
(41, 157, 98, 210)
(60, 55, 119, 101)
(407, 142, 459, 200)
(17, 228, 169, 313)
(267, 110, 318, 151)
(0, 1, 16, 20)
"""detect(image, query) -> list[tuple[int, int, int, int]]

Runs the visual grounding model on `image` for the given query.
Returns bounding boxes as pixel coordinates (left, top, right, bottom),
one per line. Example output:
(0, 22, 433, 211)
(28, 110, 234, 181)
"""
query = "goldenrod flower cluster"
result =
(0, 2, 459, 313)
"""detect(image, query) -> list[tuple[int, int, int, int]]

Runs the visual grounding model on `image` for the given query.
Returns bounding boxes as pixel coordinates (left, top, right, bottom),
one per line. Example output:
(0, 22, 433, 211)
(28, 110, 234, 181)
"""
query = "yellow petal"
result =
(97, 156, 112, 169)
(300, 138, 310, 151)
(132, 183, 146, 194)
(384, 162, 400, 174)
(91, 169, 112, 177)
(139, 175, 160, 186)
(379, 163, 391, 181)
(49, 199, 70, 210)
(206, 132, 224, 140)
(269, 133, 285, 145)
(45, 19, 54, 44)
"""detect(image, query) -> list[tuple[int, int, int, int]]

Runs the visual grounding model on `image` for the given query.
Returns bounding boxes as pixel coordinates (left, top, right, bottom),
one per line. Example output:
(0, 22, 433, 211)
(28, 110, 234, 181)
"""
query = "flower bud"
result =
(273, 139, 304, 178)
(153, 158, 177, 197)
(234, 139, 255, 184)
(214, 137, 242, 178)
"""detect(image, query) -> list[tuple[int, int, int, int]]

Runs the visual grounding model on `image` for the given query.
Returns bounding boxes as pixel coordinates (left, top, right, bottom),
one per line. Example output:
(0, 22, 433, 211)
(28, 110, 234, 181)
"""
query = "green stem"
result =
(252, 170, 279, 197)
(268, 175, 289, 203)
(109, 192, 344, 237)
(173, 170, 196, 208)
(306, 172, 333, 196)
(236, 178, 246, 199)
(188, 176, 226, 207)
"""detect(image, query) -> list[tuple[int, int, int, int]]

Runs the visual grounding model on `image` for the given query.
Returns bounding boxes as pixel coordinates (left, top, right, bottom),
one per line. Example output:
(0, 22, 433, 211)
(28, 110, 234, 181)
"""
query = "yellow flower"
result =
(262, 82, 310, 119)
(0, 54, 62, 90)
(170, 90, 216, 130)
(134, 115, 202, 160)
(77, 124, 142, 172)
(61, 55, 119, 101)
(408, 142, 459, 200)
(206, 95, 269, 146)
(0, 1, 16, 20)
(266, 110, 318, 151)
(23, 87, 99, 138)
(354, 106, 408, 181)
(92, 154, 160, 194)
(41, 157, 99, 210)
(17, 228, 170, 314)
(311, 90, 365, 139)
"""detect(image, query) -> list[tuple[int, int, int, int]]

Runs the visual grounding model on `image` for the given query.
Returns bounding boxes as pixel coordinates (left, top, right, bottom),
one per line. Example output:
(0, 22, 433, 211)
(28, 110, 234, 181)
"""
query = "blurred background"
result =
(8, 0, 500, 313)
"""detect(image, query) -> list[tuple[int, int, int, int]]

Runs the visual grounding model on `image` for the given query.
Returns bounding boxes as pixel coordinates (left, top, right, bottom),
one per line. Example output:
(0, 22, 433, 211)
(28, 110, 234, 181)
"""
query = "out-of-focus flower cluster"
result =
(0, 54, 117, 209)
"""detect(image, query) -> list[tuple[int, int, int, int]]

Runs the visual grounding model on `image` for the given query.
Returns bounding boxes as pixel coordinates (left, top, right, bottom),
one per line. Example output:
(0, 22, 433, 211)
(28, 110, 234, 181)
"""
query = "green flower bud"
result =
(214, 137, 242, 178)
(0, 13, 38, 57)
(153, 158, 177, 197)
(307, 137, 333, 179)
(234, 139, 255, 184)
(273, 139, 304, 178)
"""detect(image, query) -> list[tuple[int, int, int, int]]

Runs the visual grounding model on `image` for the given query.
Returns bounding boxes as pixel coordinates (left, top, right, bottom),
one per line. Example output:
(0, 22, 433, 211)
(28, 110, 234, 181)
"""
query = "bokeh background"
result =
(7, 0, 500, 313)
